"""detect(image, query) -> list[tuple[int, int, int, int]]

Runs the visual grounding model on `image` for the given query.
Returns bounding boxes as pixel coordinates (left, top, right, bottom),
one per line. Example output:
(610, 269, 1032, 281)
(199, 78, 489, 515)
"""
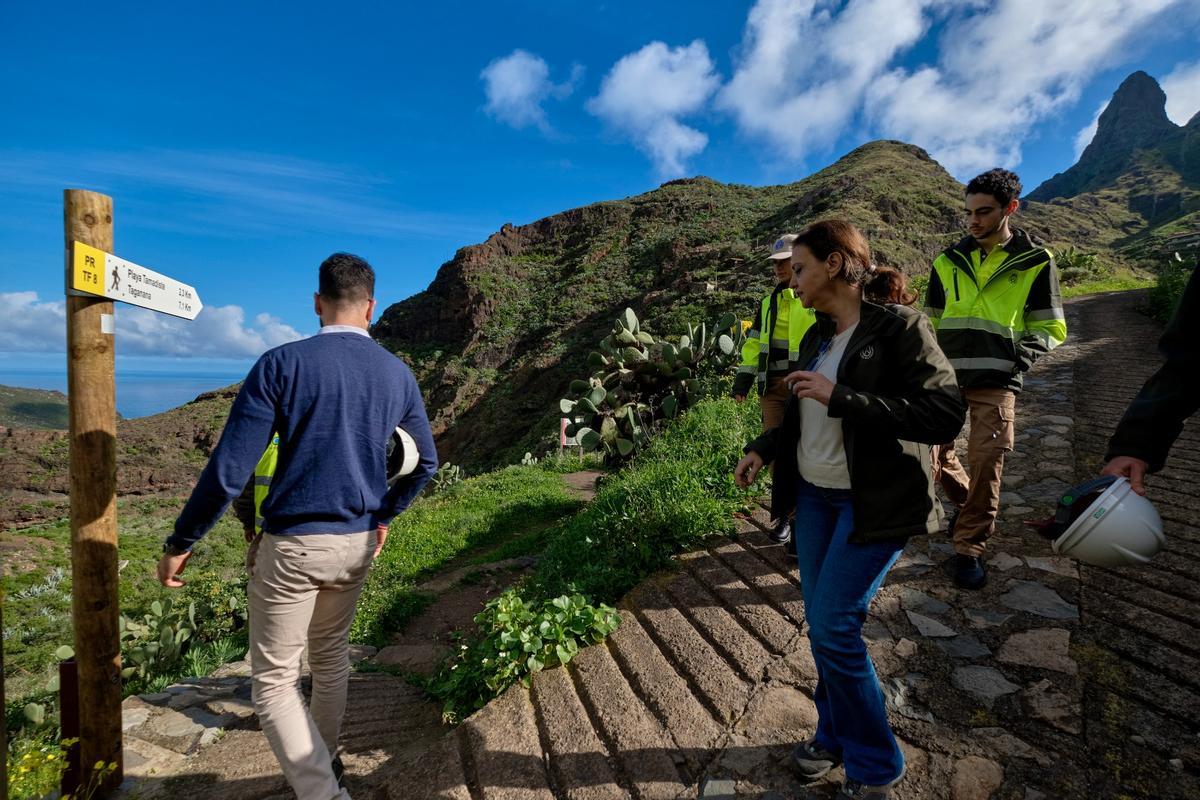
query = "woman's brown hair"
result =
(792, 219, 918, 306)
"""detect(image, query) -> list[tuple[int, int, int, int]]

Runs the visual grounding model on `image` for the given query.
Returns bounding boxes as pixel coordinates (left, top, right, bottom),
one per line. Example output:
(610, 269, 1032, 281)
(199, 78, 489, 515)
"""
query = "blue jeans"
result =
(793, 477, 905, 785)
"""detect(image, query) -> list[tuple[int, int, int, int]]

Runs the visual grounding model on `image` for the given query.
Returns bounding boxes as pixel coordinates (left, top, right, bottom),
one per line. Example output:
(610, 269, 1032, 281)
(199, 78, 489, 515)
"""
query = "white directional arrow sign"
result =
(71, 241, 203, 320)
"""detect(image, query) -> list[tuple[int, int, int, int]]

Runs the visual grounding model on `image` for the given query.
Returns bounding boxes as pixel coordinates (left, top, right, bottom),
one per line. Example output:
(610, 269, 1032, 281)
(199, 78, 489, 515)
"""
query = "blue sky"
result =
(2, 0, 1199, 368)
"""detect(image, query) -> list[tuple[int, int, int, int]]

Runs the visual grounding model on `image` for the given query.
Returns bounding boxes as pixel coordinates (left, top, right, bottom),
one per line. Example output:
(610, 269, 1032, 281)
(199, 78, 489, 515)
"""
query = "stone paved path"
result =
(121, 291, 1198, 799)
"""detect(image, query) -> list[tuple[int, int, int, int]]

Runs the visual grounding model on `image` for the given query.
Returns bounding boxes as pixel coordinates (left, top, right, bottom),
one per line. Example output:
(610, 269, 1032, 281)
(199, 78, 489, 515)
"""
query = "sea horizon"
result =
(0, 354, 252, 419)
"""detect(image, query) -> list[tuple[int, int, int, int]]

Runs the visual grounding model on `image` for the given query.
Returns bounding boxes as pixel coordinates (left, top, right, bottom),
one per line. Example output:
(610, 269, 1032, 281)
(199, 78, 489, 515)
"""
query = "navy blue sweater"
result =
(168, 330, 438, 550)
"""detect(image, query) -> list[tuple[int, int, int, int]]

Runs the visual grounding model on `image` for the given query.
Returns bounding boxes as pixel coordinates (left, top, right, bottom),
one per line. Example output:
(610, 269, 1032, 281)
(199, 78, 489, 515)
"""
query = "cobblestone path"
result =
(121, 291, 1198, 799)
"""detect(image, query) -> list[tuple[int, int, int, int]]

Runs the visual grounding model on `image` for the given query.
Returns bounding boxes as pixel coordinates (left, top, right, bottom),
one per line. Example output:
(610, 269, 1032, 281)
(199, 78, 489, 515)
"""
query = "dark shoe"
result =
(792, 737, 841, 780)
(331, 756, 346, 789)
(785, 529, 797, 556)
(946, 508, 960, 536)
(953, 554, 987, 590)
(836, 765, 904, 799)
(769, 519, 791, 544)
(836, 777, 897, 799)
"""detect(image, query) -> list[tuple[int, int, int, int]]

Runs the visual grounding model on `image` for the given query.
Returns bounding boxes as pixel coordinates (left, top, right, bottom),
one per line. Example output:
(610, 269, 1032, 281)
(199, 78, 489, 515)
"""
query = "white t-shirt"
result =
(796, 323, 858, 489)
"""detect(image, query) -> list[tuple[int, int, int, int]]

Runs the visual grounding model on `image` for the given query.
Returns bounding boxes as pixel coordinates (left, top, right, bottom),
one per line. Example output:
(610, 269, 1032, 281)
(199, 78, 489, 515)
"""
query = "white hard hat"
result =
(1047, 476, 1165, 567)
(386, 426, 421, 486)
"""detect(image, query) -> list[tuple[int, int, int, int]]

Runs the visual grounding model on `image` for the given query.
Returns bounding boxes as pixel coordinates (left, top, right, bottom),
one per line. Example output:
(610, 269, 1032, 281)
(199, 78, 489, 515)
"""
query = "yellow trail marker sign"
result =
(72, 241, 203, 320)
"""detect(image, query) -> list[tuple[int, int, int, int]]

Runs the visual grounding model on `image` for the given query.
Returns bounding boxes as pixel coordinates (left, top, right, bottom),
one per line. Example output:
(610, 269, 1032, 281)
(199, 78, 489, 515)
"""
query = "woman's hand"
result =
(784, 370, 835, 406)
(734, 451, 764, 489)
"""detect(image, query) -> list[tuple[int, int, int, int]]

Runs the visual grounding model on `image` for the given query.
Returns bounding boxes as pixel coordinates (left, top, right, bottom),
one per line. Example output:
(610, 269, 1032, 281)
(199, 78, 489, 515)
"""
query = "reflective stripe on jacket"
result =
(924, 228, 1066, 392)
(732, 285, 816, 397)
(252, 434, 280, 533)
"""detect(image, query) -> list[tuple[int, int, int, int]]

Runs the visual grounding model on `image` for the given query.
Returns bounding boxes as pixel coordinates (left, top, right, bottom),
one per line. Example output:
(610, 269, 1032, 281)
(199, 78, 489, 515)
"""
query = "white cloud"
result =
(865, 0, 1180, 176)
(703, 0, 1187, 178)
(719, 0, 939, 160)
(1073, 100, 1109, 160)
(481, 50, 582, 133)
(1162, 59, 1200, 125)
(0, 291, 303, 358)
(587, 40, 721, 176)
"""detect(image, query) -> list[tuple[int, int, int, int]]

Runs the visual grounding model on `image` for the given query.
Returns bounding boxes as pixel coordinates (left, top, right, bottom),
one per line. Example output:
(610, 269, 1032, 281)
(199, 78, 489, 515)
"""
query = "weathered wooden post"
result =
(64, 189, 123, 792)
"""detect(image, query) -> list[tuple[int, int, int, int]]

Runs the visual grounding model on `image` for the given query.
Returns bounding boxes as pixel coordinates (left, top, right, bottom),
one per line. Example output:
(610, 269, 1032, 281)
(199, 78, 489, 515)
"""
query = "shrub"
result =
(428, 591, 619, 723)
(532, 396, 759, 602)
(1148, 253, 1193, 323)
(351, 465, 582, 645)
(182, 569, 248, 643)
(428, 396, 760, 720)
(1054, 246, 1105, 286)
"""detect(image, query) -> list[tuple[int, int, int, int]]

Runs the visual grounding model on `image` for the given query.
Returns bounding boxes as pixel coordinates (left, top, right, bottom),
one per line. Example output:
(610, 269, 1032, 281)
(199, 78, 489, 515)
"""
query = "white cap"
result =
(767, 234, 798, 261)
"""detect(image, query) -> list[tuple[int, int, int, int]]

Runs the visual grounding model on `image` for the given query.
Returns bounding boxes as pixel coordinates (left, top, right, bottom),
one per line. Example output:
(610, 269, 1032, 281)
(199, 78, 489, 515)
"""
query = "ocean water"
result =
(0, 366, 248, 419)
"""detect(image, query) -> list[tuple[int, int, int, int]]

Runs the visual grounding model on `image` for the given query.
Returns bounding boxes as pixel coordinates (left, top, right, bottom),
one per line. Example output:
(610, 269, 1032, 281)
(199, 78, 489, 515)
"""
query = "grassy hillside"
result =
(0, 385, 69, 430)
(373, 140, 1148, 470)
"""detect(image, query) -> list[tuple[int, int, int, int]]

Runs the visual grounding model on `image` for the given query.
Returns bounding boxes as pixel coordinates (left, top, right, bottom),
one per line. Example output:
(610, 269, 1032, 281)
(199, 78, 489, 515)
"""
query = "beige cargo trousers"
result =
(933, 387, 1018, 557)
(248, 530, 375, 800)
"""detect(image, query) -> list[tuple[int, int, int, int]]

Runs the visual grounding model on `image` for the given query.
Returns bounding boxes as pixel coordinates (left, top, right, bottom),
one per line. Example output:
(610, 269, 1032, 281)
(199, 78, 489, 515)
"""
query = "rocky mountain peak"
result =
(1028, 71, 1181, 202)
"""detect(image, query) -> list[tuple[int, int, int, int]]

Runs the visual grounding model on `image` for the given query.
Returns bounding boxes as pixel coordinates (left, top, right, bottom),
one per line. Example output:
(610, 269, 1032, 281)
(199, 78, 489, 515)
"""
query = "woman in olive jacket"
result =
(734, 220, 964, 800)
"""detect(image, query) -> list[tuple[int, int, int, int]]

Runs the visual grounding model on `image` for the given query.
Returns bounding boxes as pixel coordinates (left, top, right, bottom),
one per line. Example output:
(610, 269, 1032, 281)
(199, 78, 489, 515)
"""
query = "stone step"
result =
(707, 540, 805, 625)
(461, 685, 556, 800)
(604, 611, 724, 757)
(568, 642, 690, 799)
(627, 583, 750, 725)
(676, 549, 799, 655)
(1082, 587, 1200, 658)
(530, 663, 630, 800)
(1083, 616, 1200, 694)
(1082, 565, 1199, 628)
(1081, 642, 1200, 726)
(736, 531, 797, 580)
(382, 732, 472, 800)
(660, 570, 774, 683)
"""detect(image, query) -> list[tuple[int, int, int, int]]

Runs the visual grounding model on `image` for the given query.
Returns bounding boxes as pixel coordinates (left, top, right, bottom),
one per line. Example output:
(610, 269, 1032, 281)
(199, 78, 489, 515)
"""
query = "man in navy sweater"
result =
(157, 253, 437, 800)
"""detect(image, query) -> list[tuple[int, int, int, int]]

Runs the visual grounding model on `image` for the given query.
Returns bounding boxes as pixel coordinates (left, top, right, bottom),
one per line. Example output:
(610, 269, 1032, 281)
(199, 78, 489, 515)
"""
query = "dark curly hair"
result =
(965, 168, 1022, 206)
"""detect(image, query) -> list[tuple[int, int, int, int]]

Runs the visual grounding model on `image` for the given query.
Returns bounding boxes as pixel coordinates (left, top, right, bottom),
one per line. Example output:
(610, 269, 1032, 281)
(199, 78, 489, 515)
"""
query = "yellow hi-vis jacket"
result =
(925, 228, 1067, 392)
(731, 285, 816, 397)
(252, 434, 280, 534)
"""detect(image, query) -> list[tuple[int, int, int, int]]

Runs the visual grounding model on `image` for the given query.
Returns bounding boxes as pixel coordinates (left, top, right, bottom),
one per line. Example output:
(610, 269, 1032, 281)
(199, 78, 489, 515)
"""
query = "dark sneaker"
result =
(792, 738, 841, 780)
(953, 554, 987, 590)
(785, 529, 797, 556)
(836, 766, 904, 799)
(836, 777, 896, 799)
(331, 755, 346, 789)
(769, 519, 791, 544)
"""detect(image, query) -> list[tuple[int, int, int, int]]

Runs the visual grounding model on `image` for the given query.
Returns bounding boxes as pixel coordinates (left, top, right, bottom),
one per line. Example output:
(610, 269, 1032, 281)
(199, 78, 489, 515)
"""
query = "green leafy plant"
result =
(429, 462, 465, 493)
(182, 570, 248, 643)
(559, 307, 745, 463)
(1148, 252, 1193, 323)
(119, 598, 196, 684)
(1055, 245, 1105, 285)
(428, 590, 620, 723)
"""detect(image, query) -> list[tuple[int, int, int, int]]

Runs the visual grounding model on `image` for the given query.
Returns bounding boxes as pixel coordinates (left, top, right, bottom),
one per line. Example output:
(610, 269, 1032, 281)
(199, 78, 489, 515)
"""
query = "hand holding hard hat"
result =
(1026, 475, 1165, 567)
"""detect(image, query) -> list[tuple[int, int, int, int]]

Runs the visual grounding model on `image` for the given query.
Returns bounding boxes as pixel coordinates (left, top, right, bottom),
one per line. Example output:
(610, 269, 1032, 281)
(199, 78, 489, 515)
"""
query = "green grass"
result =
(1061, 274, 1155, 298)
(1, 500, 246, 701)
(428, 395, 762, 721)
(350, 465, 585, 646)
(528, 395, 761, 604)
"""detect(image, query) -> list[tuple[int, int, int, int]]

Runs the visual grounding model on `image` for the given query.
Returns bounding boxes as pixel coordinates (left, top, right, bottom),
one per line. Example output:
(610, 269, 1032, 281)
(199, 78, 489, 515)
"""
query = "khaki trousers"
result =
(249, 531, 375, 800)
(761, 376, 791, 481)
(933, 388, 1016, 557)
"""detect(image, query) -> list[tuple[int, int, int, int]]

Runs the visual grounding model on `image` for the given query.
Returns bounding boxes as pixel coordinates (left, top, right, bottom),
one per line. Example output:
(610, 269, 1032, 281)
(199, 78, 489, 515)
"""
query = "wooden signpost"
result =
(62, 189, 202, 794)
